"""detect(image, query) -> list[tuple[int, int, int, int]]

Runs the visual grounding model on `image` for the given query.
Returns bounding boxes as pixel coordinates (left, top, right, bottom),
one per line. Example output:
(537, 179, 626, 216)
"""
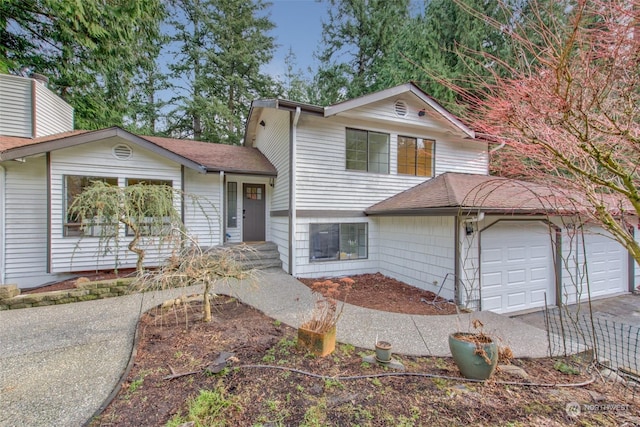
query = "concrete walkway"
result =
(0, 269, 549, 426)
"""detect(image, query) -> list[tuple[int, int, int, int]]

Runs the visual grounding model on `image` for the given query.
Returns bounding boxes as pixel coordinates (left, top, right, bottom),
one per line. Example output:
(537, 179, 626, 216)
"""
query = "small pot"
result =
(375, 340, 392, 363)
(448, 332, 498, 380)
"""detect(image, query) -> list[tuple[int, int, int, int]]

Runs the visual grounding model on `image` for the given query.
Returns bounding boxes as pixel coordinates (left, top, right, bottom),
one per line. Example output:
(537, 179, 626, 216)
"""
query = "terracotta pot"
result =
(297, 325, 336, 357)
(448, 332, 498, 380)
(375, 340, 392, 363)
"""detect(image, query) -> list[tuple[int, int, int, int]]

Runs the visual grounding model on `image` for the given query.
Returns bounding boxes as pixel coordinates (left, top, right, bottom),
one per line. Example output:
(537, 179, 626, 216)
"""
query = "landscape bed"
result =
(90, 296, 639, 427)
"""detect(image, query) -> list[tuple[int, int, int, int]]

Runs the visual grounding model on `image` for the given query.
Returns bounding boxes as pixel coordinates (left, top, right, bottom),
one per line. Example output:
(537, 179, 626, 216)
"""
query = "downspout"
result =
(220, 171, 225, 245)
(46, 153, 51, 273)
(289, 107, 301, 276)
(0, 164, 5, 283)
(454, 215, 460, 307)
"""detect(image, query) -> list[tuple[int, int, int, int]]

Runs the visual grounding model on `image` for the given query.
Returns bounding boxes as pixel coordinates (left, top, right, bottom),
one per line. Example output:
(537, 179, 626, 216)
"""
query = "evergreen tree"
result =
(282, 47, 312, 103)
(0, 0, 165, 129)
(315, 0, 411, 104)
(166, 0, 278, 144)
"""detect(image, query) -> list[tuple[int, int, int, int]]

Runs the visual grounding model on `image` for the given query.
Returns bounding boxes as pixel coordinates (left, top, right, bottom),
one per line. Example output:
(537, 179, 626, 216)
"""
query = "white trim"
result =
(324, 83, 475, 139)
(291, 107, 301, 276)
(0, 165, 4, 283)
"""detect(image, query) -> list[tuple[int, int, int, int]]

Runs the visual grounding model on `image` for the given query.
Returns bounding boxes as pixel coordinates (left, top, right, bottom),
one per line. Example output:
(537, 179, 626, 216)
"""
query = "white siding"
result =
(254, 109, 290, 211)
(435, 137, 488, 175)
(333, 94, 463, 136)
(49, 138, 183, 273)
(0, 75, 32, 137)
(270, 216, 290, 272)
(183, 169, 222, 248)
(3, 158, 50, 286)
(34, 82, 74, 136)
(294, 114, 487, 211)
(376, 216, 456, 300)
(294, 217, 378, 278)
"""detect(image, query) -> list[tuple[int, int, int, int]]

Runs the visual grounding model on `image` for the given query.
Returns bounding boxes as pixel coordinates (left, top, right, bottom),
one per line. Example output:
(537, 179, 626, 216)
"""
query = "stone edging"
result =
(0, 279, 136, 310)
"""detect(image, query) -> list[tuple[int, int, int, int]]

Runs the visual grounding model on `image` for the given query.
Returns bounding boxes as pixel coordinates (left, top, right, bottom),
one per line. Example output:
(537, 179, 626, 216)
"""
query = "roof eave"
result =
(1, 127, 208, 173)
(205, 167, 277, 177)
(366, 207, 571, 216)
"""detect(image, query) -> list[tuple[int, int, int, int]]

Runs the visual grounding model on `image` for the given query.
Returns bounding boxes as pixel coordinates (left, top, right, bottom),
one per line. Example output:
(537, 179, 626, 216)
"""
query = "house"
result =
(0, 74, 276, 288)
(0, 74, 635, 314)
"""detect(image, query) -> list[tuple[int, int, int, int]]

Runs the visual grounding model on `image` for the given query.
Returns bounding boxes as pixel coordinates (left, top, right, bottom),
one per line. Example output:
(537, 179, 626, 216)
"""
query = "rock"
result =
(361, 354, 405, 371)
(498, 364, 529, 380)
(600, 368, 626, 384)
(75, 277, 91, 286)
(0, 284, 20, 299)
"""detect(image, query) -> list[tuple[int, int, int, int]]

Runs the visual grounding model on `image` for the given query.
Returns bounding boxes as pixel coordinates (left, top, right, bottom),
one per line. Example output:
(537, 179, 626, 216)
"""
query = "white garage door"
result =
(568, 228, 628, 301)
(481, 221, 555, 314)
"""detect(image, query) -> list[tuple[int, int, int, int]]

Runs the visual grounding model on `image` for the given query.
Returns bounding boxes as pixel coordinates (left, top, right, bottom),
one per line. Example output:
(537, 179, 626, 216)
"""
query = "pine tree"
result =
(166, 0, 278, 144)
(0, 0, 165, 129)
(315, 0, 411, 104)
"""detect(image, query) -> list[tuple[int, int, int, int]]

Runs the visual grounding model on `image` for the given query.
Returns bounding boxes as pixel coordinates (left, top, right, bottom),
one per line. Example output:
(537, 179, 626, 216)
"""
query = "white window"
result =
(346, 128, 389, 173)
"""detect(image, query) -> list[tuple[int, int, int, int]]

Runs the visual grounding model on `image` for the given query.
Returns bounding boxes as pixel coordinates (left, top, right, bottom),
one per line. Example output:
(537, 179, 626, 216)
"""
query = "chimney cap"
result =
(31, 73, 49, 86)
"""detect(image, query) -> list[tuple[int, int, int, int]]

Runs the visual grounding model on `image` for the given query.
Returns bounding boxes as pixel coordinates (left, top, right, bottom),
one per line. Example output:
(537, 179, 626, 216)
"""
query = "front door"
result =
(243, 184, 266, 242)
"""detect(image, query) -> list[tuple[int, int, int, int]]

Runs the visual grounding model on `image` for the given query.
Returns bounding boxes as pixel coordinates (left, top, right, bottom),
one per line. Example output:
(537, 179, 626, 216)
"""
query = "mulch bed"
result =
(297, 272, 459, 315)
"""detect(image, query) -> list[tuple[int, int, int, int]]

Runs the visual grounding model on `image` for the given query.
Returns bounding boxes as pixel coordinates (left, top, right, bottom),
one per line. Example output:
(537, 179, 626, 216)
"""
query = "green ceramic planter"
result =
(374, 341, 392, 363)
(448, 332, 498, 380)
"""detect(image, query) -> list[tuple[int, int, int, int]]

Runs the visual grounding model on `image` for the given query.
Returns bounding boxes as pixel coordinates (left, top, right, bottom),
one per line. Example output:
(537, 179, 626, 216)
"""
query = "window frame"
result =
(63, 175, 118, 237)
(345, 128, 390, 174)
(227, 182, 238, 228)
(397, 135, 435, 177)
(309, 223, 368, 262)
(124, 178, 174, 237)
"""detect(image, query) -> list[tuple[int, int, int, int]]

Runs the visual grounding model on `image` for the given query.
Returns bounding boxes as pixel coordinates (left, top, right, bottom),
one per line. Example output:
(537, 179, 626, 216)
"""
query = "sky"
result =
(264, 0, 329, 79)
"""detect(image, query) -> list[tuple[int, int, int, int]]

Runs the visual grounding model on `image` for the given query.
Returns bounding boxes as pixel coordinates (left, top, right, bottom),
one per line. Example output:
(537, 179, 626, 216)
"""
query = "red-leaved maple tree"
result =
(461, 0, 640, 264)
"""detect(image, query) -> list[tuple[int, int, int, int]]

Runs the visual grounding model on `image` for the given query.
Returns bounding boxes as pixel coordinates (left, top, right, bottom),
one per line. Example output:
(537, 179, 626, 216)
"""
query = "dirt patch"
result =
(90, 297, 638, 426)
(298, 272, 458, 315)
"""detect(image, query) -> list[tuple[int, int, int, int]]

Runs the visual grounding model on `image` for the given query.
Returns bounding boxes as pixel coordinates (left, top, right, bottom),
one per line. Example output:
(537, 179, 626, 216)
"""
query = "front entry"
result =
(242, 184, 266, 242)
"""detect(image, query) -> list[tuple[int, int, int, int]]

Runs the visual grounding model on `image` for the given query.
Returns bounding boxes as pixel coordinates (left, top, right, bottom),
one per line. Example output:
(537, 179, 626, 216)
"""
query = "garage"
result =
(564, 227, 628, 302)
(480, 221, 556, 314)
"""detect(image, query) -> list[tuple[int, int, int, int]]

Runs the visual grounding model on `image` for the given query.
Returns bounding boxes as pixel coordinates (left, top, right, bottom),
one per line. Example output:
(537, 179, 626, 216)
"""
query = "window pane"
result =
(339, 223, 367, 259)
(310, 224, 339, 260)
(346, 128, 367, 171)
(368, 132, 389, 174)
(397, 136, 416, 175)
(64, 175, 117, 237)
(227, 182, 237, 228)
(416, 139, 434, 177)
(125, 178, 174, 236)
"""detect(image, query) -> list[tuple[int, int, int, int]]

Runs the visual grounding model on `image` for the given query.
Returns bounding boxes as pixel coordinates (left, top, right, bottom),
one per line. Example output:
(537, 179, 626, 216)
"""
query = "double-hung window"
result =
(346, 128, 389, 173)
(310, 223, 368, 261)
(397, 136, 434, 177)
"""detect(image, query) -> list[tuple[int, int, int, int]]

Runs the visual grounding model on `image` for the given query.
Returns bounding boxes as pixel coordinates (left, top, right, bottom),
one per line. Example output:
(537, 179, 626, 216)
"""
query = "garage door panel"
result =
(482, 248, 502, 263)
(507, 247, 526, 262)
(530, 289, 548, 305)
(482, 295, 503, 312)
(481, 221, 555, 314)
(531, 266, 548, 281)
(482, 272, 503, 289)
(507, 270, 526, 285)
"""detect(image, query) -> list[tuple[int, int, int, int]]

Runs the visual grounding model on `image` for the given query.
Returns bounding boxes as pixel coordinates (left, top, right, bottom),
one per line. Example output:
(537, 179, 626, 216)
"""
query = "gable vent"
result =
(112, 144, 133, 160)
(394, 100, 408, 117)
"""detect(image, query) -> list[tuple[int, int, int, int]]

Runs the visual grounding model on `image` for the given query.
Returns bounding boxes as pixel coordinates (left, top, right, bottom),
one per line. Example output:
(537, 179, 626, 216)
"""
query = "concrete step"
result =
(219, 241, 282, 270)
